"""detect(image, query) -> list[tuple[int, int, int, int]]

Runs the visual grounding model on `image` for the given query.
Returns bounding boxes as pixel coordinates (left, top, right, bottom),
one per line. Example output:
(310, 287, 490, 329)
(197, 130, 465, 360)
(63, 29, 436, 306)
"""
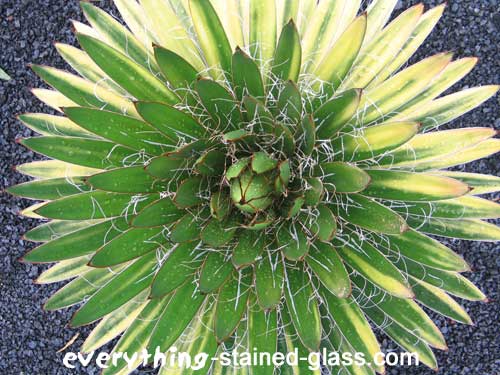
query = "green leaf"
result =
(71, 20, 100, 38)
(36, 256, 90, 284)
(410, 139, 500, 171)
(36, 191, 157, 220)
(24, 220, 102, 242)
(0, 66, 10, 80)
(215, 268, 252, 341)
(281, 195, 305, 219)
(7, 177, 90, 200)
(342, 4, 423, 89)
(77, 34, 178, 104)
(89, 227, 165, 267)
(201, 217, 238, 247)
(379, 229, 470, 272)
(141, 0, 203, 72)
(210, 0, 245, 49)
(277, 80, 302, 125)
(190, 0, 232, 78)
(199, 252, 233, 293)
(154, 46, 198, 91)
(24, 218, 128, 263)
(158, 300, 218, 375)
(226, 158, 250, 180)
(353, 277, 447, 350)
(232, 47, 265, 100)
(196, 79, 240, 131)
(251, 152, 278, 174)
(250, 0, 277, 68)
(306, 205, 337, 242)
(254, 252, 284, 310)
(145, 153, 191, 180)
(148, 281, 206, 353)
(303, 177, 324, 207)
(243, 96, 275, 133)
(363, 170, 470, 201)
(31, 65, 138, 117)
(45, 265, 125, 311)
(135, 101, 206, 142)
(338, 240, 413, 299)
(396, 258, 486, 302)
(82, 292, 148, 353)
(113, 0, 157, 49)
(276, 0, 300, 30)
(232, 231, 266, 268)
(296, 115, 316, 156)
(55, 43, 126, 95)
(16, 160, 101, 179)
(331, 121, 420, 162)
(433, 171, 500, 196)
(302, 0, 356, 69)
(63, 106, 173, 155)
(334, 194, 408, 234)
(248, 299, 278, 375)
(19, 203, 45, 219)
(368, 4, 446, 88)
(87, 166, 168, 193)
(391, 195, 500, 220)
(223, 129, 255, 144)
(35, 191, 157, 220)
(170, 210, 205, 243)
(174, 176, 208, 208)
(307, 242, 350, 298)
(406, 216, 500, 241)
(151, 242, 202, 298)
(360, 53, 452, 124)
(80, 1, 157, 71)
(102, 297, 171, 375)
(276, 222, 310, 261)
(31, 88, 76, 112)
(363, 0, 402, 45)
(320, 288, 384, 374)
(396, 86, 500, 131)
(390, 57, 478, 116)
(363, 305, 438, 371)
(315, 162, 371, 193)
(378, 127, 497, 168)
(284, 265, 321, 351)
(274, 123, 296, 158)
(133, 198, 184, 228)
(272, 19, 301, 82)
(411, 277, 472, 325)
(210, 191, 232, 221)
(245, 213, 276, 232)
(281, 305, 323, 375)
(313, 14, 367, 94)
(18, 113, 96, 138)
(194, 149, 226, 176)
(321, 316, 375, 375)
(71, 252, 156, 327)
(20, 136, 137, 169)
(315, 89, 362, 139)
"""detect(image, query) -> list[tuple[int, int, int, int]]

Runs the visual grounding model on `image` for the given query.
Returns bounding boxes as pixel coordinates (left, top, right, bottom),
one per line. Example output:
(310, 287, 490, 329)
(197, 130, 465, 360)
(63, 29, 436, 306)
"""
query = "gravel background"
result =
(0, 1, 499, 374)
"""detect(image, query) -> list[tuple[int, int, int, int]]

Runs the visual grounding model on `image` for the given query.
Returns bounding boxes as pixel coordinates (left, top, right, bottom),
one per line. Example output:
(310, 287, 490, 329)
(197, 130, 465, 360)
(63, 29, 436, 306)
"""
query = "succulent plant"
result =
(9, 0, 500, 374)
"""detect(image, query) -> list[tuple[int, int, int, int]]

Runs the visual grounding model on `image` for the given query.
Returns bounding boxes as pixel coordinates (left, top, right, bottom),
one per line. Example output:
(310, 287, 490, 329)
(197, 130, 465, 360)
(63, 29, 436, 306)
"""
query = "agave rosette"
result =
(10, 0, 500, 374)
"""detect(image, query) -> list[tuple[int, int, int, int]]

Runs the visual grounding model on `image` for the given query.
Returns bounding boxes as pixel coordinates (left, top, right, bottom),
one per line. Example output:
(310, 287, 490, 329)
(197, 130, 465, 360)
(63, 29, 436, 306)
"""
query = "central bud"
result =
(230, 169, 273, 213)
(226, 152, 291, 215)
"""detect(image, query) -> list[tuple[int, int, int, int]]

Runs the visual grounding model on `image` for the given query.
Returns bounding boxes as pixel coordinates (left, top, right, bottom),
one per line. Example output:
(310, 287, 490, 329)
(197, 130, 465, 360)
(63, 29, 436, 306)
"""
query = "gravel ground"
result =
(0, 1, 499, 374)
